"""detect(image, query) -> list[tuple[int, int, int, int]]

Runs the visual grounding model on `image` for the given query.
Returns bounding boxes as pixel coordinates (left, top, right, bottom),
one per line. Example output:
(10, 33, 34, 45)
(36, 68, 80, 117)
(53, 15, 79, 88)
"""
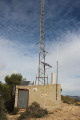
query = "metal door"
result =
(18, 90, 28, 109)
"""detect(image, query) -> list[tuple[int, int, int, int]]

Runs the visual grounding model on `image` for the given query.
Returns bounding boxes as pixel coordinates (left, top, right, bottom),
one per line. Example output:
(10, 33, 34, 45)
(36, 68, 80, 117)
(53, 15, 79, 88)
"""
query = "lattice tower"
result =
(38, 0, 47, 85)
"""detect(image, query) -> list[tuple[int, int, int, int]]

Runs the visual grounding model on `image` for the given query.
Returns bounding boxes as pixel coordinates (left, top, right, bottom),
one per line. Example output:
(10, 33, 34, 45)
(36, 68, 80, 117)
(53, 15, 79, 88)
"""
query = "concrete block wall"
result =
(15, 84, 61, 110)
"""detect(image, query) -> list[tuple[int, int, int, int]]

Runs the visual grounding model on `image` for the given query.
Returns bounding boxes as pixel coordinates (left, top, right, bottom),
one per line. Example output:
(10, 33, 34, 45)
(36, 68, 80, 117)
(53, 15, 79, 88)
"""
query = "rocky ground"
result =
(7, 102, 80, 120)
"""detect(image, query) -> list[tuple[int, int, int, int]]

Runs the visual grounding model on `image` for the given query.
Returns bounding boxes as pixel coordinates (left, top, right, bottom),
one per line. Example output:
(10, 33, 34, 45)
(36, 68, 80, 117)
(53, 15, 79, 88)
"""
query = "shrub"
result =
(0, 99, 8, 120)
(5, 96, 15, 112)
(12, 107, 19, 115)
(19, 102, 48, 120)
(19, 111, 29, 120)
(61, 95, 77, 104)
(34, 108, 48, 118)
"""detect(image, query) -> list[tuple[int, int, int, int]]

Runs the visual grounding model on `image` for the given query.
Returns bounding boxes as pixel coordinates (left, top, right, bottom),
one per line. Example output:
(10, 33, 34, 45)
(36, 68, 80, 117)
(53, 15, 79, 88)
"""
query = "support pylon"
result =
(36, 0, 52, 85)
(38, 0, 47, 85)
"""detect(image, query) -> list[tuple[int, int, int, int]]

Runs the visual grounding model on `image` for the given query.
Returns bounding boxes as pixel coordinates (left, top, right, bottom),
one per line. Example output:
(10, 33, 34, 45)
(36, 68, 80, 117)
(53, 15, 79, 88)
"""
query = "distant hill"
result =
(62, 95, 80, 104)
(69, 96, 80, 101)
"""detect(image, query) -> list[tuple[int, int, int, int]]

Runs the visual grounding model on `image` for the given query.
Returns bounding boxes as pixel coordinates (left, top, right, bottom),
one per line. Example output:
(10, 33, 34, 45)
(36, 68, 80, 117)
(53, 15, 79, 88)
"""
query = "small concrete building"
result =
(15, 83, 61, 110)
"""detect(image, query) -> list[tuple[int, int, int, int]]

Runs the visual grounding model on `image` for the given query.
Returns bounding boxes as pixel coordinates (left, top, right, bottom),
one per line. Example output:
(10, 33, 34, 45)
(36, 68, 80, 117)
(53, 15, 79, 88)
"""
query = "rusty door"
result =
(18, 90, 29, 109)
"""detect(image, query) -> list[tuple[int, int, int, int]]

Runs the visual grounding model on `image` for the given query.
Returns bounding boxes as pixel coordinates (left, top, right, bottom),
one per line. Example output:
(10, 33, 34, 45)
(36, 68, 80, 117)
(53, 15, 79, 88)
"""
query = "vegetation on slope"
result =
(19, 102, 48, 120)
(61, 95, 80, 105)
(0, 98, 8, 120)
(0, 73, 23, 112)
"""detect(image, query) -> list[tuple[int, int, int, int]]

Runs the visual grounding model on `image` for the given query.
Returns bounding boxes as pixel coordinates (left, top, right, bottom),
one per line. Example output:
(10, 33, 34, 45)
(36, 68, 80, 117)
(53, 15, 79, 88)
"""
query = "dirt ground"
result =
(7, 103, 80, 120)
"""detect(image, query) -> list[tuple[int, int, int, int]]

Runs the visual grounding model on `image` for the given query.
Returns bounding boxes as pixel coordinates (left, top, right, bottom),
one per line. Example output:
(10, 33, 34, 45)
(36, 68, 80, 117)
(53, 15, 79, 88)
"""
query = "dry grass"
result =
(7, 102, 80, 120)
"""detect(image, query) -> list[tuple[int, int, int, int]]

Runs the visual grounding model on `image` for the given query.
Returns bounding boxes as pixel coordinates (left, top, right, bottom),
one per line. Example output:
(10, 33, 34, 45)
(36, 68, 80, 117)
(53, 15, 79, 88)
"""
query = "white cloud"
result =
(0, 37, 38, 82)
(46, 31, 80, 95)
(0, 31, 80, 95)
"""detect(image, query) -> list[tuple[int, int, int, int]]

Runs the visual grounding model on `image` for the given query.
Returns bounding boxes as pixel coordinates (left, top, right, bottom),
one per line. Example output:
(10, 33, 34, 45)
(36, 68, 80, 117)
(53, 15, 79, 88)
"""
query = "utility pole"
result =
(56, 61, 58, 84)
(56, 61, 58, 100)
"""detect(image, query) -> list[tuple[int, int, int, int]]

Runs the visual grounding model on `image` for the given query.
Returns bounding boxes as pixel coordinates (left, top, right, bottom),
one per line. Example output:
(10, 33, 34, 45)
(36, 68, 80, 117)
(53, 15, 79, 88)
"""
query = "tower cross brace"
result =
(38, 0, 47, 85)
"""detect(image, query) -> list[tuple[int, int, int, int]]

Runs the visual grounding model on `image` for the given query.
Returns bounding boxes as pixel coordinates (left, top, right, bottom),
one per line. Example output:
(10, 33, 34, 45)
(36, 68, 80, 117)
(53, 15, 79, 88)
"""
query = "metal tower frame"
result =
(38, 0, 46, 85)
(37, 0, 52, 85)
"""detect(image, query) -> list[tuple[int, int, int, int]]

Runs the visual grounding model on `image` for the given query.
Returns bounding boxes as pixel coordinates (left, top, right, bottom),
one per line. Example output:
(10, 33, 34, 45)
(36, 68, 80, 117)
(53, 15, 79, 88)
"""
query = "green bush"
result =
(0, 99, 8, 120)
(5, 96, 15, 112)
(12, 107, 19, 115)
(19, 102, 48, 120)
(61, 95, 78, 104)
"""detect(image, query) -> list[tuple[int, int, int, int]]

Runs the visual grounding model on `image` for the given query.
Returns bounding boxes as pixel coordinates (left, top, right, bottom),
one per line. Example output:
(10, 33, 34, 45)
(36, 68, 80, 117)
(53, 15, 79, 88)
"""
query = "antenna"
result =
(56, 45, 59, 100)
(56, 61, 58, 84)
(37, 0, 52, 85)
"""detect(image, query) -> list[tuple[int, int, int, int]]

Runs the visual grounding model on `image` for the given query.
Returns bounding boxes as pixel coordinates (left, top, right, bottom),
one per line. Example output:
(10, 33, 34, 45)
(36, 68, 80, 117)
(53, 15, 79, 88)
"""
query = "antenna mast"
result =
(36, 0, 52, 85)
(38, 0, 47, 85)
(56, 61, 58, 100)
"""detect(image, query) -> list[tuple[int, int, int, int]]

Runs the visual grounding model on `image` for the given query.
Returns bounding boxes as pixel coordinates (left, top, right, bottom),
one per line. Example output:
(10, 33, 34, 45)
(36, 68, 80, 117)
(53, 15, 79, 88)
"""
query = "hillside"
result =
(69, 96, 80, 101)
(7, 102, 80, 120)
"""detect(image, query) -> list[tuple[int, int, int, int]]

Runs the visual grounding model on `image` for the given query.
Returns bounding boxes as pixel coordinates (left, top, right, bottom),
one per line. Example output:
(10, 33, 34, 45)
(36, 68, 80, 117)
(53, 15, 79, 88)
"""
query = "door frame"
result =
(18, 89, 29, 109)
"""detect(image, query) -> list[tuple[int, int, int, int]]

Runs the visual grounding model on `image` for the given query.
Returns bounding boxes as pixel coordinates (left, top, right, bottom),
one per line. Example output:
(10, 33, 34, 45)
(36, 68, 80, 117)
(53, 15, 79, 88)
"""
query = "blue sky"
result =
(0, 0, 80, 96)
